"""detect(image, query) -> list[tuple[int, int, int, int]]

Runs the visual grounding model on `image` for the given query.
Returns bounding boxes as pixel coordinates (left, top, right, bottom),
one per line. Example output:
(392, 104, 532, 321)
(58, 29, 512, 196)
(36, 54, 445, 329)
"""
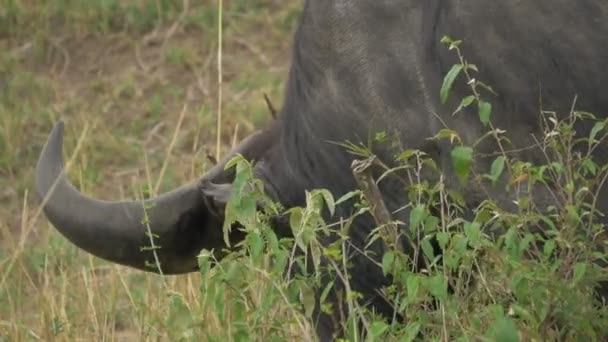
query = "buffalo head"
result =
(35, 120, 280, 274)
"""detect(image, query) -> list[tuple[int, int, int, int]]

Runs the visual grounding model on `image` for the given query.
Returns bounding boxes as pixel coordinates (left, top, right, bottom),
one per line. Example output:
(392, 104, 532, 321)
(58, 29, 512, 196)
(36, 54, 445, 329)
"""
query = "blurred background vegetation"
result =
(0, 0, 302, 340)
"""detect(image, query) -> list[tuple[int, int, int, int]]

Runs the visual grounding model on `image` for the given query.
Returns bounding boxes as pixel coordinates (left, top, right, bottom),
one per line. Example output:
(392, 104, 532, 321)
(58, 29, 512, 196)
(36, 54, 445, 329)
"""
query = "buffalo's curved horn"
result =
(35, 121, 222, 274)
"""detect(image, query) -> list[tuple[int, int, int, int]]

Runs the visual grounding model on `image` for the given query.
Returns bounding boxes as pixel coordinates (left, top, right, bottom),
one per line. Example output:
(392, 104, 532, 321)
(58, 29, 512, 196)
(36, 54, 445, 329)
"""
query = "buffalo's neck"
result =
(268, 2, 435, 210)
(270, 0, 608, 218)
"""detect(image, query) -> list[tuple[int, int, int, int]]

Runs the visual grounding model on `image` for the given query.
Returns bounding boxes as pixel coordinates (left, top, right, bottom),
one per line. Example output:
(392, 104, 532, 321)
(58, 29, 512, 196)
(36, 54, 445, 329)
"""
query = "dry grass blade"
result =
(1, 122, 92, 289)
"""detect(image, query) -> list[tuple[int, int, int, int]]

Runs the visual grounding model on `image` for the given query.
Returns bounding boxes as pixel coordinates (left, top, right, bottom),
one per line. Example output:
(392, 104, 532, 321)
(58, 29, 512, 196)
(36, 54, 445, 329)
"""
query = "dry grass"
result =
(0, 1, 303, 340)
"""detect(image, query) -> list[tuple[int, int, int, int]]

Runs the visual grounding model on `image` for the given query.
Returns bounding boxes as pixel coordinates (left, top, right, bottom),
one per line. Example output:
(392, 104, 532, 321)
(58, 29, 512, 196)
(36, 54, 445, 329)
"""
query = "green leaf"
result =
(320, 280, 335, 303)
(288, 208, 309, 252)
(436, 231, 450, 250)
(335, 190, 361, 206)
(423, 215, 440, 233)
(299, 280, 316, 318)
(543, 239, 555, 258)
(589, 121, 605, 142)
(197, 250, 213, 274)
(400, 322, 421, 342)
(421, 237, 436, 261)
(467, 63, 479, 72)
(451, 146, 474, 184)
(407, 274, 420, 300)
(489, 156, 506, 186)
(440, 35, 453, 45)
(427, 274, 448, 300)
(288, 207, 303, 230)
(430, 128, 461, 144)
(464, 221, 481, 245)
(572, 263, 587, 285)
(247, 232, 264, 261)
(382, 251, 395, 276)
(397, 149, 419, 161)
(440, 64, 463, 104)
(440, 36, 462, 49)
(375, 131, 387, 142)
(566, 205, 580, 226)
(368, 321, 389, 338)
(315, 189, 336, 216)
(214, 286, 226, 322)
(582, 158, 598, 176)
(453, 95, 476, 114)
(166, 293, 194, 333)
(489, 317, 520, 342)
(478, 100, 492, 126)
(409, 205, 427, 232)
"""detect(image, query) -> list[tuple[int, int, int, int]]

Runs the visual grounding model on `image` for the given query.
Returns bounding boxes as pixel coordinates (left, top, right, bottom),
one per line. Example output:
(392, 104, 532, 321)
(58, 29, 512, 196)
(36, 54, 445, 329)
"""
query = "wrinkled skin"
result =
(36, 1, 608, 341)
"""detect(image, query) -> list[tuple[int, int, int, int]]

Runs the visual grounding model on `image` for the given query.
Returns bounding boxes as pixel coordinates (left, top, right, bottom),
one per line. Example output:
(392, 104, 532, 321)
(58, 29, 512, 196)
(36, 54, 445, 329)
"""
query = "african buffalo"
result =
(35, 1, 608, 340)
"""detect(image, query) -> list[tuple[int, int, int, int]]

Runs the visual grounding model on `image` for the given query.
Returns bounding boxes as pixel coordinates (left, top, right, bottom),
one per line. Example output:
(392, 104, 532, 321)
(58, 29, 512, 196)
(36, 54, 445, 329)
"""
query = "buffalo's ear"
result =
(197, 123, 279, 218)
(200, 180, 232, 218)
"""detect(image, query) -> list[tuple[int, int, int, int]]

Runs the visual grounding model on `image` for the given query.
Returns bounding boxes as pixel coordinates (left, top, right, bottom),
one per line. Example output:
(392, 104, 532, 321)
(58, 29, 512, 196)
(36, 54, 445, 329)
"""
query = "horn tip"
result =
(35, 120, 66, 201)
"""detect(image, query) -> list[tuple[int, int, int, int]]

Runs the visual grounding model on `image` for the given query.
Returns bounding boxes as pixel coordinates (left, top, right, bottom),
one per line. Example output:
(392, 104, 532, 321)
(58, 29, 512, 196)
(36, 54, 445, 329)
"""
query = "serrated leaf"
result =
(464, 221, 481, 245)
(449, 40, 463, 49)
(436, 231, 450, 250)
(453, 95, 476, 114)
(197, 250, 212, 274)
(543, 239, 555, 258)
(451, 146, 474, 184)
(288, 208, 307, 251)
(335, 190, 361, 206)
(590, 121, 605, 142)
(582, 158, 598, 176)
(441, 64, 463, 104)
(423, 215, 440, 233)
(368, 321, 389, 338)
(375, 131, 387, 142)
(400, 322, 421, 342)
(288, 207, 303, 230)
(166, 293, 194, 332)
(224, 154, 244, 171)
(247, 232, 264, 260)
(397, 149, 419, 161)
(421, 237, 436, 260)
(572, 263, 587, 285)
(299, 281, 316, 318)
(409, 205, 427, 232)
(489, 317, 520, 342)
(489, 156, 506, 186)
(407, 274, 420, 299)
(478, 100, 492, 126)
(440, 35, 453, 45)
(214, 286, 226, 322)
(427, 274, 448, 300)
(382, 251, 395, 275)
(566, 205, 580, 226)
(320, 280, 335, 303)
(315, 189, 336, 216)
(431, 128, 461, 144)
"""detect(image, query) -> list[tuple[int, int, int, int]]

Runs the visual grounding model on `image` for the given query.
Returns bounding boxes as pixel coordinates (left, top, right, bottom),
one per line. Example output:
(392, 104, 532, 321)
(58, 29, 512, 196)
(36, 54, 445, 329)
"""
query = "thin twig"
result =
(215, 0, 224, 161)
(1, 122, 92, 289)
(351, 157, 418, 261)
(263, 93, 278, 119)
(153, 104, 187, 195)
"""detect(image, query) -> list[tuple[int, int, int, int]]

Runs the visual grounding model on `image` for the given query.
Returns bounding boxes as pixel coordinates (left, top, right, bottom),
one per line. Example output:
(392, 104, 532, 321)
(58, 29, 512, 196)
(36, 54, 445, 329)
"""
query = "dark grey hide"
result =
(36, 1, 608, 341)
